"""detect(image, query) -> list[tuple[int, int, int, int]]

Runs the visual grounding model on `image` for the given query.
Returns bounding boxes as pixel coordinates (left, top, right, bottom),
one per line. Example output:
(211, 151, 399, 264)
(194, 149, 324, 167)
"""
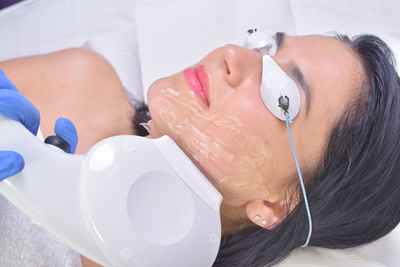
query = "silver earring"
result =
(261, 219, 267, 225)
(255, 215, 260, 221)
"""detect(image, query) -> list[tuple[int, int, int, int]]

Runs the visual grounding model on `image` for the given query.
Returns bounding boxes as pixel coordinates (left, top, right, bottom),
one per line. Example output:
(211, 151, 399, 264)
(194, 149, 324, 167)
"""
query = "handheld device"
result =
(0, 115, 222, 267)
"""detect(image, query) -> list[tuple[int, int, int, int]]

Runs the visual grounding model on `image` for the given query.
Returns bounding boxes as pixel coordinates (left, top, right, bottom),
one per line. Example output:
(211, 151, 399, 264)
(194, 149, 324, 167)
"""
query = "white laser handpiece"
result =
(0, 115, 222, 267)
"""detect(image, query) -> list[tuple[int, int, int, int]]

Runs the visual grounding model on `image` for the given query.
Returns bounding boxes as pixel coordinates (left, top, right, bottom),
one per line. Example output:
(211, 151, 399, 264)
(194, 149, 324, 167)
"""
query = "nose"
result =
(221, 44, 261, 88)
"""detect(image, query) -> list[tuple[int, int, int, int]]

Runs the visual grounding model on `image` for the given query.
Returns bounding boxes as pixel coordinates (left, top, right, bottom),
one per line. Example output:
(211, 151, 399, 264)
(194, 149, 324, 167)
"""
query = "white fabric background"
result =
(289, 0, 400, 72)
(0, 0, 143, 105)
(135, 0, 296, 102)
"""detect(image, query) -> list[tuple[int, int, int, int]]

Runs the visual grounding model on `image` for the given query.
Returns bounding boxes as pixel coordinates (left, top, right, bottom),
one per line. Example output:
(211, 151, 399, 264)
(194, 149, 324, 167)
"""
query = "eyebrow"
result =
(275, 32, 312, 116)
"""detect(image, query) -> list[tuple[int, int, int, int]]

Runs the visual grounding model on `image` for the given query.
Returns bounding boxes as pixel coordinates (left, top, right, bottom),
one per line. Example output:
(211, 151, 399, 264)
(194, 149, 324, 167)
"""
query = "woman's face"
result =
(147, 34, 363, 209)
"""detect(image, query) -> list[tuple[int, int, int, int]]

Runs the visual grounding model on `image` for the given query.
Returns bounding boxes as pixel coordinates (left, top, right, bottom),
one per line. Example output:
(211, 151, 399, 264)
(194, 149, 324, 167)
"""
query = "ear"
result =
(245, 199, 290, 229)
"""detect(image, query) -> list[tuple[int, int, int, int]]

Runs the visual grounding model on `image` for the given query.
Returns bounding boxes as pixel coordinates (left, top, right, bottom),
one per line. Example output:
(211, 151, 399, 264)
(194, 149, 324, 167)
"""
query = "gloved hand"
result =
(0, 69, 78, 180)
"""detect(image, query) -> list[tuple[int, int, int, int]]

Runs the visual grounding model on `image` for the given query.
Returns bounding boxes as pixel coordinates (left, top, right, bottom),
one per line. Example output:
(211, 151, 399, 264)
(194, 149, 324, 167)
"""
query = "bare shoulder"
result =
(45, 48, 122, 89)
(0, 48, 119, 93)
(0, 48, 136, 153)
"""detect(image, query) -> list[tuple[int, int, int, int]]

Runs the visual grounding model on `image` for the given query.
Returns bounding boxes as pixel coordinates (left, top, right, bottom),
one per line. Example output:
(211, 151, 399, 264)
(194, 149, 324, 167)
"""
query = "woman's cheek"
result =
(203, 134, 275, 205)
(147, 77, 276, 205)
(177, 119, 275, 206)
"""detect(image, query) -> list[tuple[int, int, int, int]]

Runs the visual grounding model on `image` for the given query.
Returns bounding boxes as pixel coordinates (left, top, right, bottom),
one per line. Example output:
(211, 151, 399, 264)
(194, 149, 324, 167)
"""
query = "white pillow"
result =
(279, 246, 385, 267)
(289, 0, 400, 72)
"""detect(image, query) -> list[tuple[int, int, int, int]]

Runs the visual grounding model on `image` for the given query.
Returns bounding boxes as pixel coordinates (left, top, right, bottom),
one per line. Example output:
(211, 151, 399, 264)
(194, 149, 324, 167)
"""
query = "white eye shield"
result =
(245, 29, 301, 121)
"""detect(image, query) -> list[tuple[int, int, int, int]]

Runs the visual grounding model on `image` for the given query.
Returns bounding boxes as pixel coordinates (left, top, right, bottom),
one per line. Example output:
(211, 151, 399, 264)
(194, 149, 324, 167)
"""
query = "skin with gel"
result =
(147, 85, 275, 207)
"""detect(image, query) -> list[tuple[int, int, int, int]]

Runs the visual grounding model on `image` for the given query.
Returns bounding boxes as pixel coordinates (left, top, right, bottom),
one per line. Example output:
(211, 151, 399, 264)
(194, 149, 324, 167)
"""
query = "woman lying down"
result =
(0, 32, 400, 267)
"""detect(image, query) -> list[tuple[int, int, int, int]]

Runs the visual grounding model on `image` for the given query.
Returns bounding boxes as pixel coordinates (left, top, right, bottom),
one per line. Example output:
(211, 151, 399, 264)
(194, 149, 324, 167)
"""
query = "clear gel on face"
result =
(147, 83, 275, 206)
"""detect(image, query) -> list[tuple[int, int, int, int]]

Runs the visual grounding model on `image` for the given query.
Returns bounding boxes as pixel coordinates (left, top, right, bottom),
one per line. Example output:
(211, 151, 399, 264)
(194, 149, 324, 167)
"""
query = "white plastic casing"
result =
(0, 116, 222, 267)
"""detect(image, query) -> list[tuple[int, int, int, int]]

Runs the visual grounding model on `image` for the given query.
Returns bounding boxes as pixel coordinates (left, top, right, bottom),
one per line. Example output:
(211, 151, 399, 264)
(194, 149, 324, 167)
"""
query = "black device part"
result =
(247, 28, 258, 35)
(44, 135, 70, 153)
(278, 95, 290, 112)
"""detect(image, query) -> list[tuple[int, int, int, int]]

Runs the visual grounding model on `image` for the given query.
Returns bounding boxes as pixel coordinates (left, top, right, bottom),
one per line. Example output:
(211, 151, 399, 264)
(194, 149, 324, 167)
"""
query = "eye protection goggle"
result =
(244, 29, 301, 121)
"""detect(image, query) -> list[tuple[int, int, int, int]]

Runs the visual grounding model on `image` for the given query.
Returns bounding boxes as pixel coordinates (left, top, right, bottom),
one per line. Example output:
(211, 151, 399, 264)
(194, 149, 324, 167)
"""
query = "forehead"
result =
(277, 34, 364, 121)
(273, 34, 365, 165)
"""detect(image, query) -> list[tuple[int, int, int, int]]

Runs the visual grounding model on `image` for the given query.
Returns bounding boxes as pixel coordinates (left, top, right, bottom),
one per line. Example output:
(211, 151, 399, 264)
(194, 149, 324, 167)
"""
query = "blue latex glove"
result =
(0, 69, 78, 180)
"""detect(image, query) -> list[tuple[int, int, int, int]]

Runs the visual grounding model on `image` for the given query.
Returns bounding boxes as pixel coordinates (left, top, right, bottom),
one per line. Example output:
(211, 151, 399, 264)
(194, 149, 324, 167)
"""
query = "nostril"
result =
(224, 60, 230, 75)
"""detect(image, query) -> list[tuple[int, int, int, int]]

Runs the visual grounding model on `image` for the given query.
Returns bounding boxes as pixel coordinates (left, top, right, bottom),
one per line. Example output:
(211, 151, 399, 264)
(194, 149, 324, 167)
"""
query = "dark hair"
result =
(211, 34, 400, 266)
(132, 101, 151, 137)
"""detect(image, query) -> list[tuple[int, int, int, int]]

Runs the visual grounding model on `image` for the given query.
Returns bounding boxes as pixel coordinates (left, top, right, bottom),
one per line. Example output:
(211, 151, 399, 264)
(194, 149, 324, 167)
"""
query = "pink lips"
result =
(184, 64, 209, 106)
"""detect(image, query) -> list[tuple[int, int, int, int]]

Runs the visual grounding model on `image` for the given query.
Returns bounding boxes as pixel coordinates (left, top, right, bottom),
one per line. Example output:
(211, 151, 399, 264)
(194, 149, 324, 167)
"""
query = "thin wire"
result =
(284, 112, 312, 248)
